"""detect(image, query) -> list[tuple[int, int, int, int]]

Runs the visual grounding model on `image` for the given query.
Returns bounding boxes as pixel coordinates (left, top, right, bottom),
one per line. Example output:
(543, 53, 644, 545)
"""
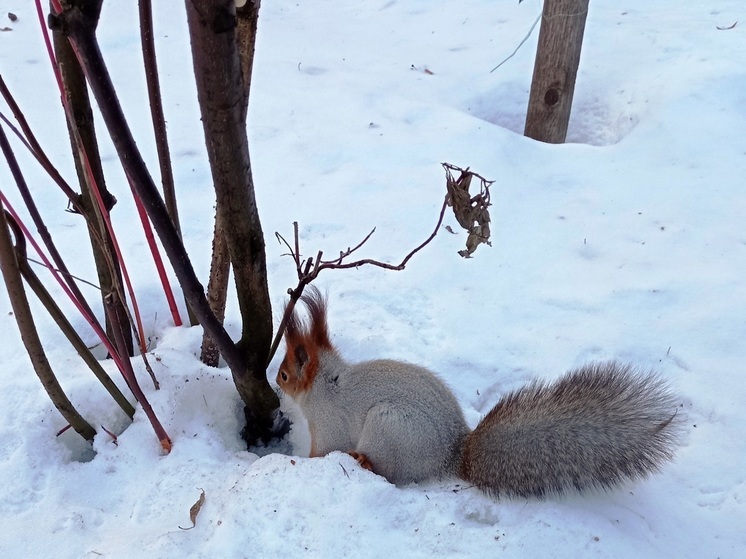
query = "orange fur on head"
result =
(276, 286, 334, 398)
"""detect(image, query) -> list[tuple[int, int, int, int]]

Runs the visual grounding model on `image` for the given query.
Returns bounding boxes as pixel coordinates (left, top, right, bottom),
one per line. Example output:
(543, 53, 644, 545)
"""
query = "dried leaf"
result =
(442, 163, 494, 258)
(179, 489, 205, 530)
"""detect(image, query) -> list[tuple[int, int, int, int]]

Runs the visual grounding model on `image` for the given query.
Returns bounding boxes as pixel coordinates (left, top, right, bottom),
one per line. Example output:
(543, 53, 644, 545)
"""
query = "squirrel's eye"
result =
(280, 371, 288, 382)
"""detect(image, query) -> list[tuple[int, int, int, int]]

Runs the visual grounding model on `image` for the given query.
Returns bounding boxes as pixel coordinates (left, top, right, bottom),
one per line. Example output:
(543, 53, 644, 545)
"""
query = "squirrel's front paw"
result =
(347, 451, 374, 472)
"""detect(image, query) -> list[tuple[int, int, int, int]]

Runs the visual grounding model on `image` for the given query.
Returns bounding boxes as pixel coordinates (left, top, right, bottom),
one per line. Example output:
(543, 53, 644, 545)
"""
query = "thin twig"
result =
(490, 13, 541, 73)
(105, 291, 171, 453)
(25, 257, 101, 290)
(275, 230, 298, 265)
(0, 103, 100, 323)
(266, 194, 449, 364)
(138, 0, 183, 328)
(0, 78, 81, 205)
(138, 0, 180, 235)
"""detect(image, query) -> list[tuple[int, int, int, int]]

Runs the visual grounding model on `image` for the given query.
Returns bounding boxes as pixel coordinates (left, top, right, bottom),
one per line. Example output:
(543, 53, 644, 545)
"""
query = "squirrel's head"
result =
(276, 286, 333, 398)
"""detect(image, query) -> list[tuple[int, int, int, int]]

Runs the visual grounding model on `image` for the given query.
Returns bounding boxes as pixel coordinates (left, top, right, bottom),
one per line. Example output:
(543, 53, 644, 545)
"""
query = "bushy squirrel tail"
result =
(459, 362, 683, 499)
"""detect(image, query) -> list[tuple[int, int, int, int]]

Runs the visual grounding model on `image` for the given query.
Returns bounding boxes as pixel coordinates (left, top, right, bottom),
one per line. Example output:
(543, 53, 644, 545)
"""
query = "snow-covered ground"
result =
(1, 1, 744, 557)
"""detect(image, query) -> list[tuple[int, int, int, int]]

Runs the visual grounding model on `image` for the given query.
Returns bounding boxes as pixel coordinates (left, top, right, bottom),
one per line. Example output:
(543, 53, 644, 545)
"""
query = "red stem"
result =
(2, 194, 172, 451)
(37, 0, 171, 352)
(131, 187, 182, 326)
(26, 0, 173, 449)
(105, 292, 171, 453)
(35, 1, 64, 93)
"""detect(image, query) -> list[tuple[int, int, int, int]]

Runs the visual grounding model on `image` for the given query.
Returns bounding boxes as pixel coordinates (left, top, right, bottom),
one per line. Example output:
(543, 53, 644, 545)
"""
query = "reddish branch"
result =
(138, 0, 184, 328)
(0, 78, 83, 206)
(138, 0, 180, 236)
(0, 78, 102, 325)
(105, 292, 171, 452)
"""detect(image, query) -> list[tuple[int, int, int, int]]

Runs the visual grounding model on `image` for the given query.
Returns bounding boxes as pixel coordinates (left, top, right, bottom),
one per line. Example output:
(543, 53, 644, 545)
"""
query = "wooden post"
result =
(524, 0, 590, 143)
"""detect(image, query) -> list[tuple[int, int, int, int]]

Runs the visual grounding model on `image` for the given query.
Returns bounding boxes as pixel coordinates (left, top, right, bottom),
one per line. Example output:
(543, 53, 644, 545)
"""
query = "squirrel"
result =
(276, 287, 682, 499)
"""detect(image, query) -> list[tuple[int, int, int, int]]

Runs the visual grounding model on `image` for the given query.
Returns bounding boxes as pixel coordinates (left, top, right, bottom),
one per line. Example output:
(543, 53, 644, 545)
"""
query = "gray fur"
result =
(459, 361, 683, 498)
(289, 357, 682, 497)
(294, 352, 469, 484)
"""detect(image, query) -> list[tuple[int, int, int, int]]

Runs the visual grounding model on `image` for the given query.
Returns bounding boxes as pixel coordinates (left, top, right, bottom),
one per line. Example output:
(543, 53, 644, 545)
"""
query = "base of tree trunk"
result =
(241, 406, 291, 448)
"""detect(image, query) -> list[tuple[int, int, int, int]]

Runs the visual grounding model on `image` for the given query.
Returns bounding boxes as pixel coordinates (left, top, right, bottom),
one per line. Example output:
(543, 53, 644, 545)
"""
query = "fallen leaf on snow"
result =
(179, 489, 205, 530)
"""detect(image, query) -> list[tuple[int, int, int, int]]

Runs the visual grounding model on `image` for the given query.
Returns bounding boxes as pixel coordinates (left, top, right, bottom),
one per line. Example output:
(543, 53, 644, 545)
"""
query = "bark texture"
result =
(52, 14, 133, 355)
(199, 0, 259, 366)
(199, 211, 231, 367)
(524, 0, 589, 143)
(184, 1, 274, 384)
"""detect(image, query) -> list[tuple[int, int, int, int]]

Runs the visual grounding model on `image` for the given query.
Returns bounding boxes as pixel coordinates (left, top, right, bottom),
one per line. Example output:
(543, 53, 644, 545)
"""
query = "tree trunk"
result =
(184, 1, 273, 383)
(51, 0, 284, 445)
(235, 0, 259, 122)
(199, 0, 260, 366)
(200, 211, 231, 367)
(524, 0, 590, 143)
(52, 15, 133, 356)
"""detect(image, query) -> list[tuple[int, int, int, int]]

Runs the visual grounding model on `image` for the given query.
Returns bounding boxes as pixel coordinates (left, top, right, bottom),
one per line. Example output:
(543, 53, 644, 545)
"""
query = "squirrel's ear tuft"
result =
(301, 285, 332, 349)
(284, 301, 304, 342)
(301, 285, 333, 350)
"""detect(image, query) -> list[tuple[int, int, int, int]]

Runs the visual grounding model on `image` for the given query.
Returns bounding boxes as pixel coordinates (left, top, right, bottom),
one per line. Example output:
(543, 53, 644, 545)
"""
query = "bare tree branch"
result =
(5, 212, 135, 420)
(266, 193, 450, 364)
(266, 163, 493, 363)
(0, 205, 97, 443)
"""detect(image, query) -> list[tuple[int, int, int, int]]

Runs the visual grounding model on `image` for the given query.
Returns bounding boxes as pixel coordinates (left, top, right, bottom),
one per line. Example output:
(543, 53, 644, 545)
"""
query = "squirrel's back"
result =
(460, 361, 682, 498)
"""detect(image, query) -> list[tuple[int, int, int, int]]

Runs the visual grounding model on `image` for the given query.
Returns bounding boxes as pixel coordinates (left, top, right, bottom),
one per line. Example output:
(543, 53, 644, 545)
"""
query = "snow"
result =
(1, 0, 745, 557)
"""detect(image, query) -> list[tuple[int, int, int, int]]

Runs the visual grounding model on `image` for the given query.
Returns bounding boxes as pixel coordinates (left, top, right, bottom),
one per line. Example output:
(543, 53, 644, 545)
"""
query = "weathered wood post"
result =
(524, 0, 590, 143)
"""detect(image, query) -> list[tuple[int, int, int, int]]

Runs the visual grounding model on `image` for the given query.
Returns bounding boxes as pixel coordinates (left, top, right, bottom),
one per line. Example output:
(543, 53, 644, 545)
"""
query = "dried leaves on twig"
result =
(179, 488, 205, 530)
(266, 162, 494, 362)
(442, 163, 494, 258)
